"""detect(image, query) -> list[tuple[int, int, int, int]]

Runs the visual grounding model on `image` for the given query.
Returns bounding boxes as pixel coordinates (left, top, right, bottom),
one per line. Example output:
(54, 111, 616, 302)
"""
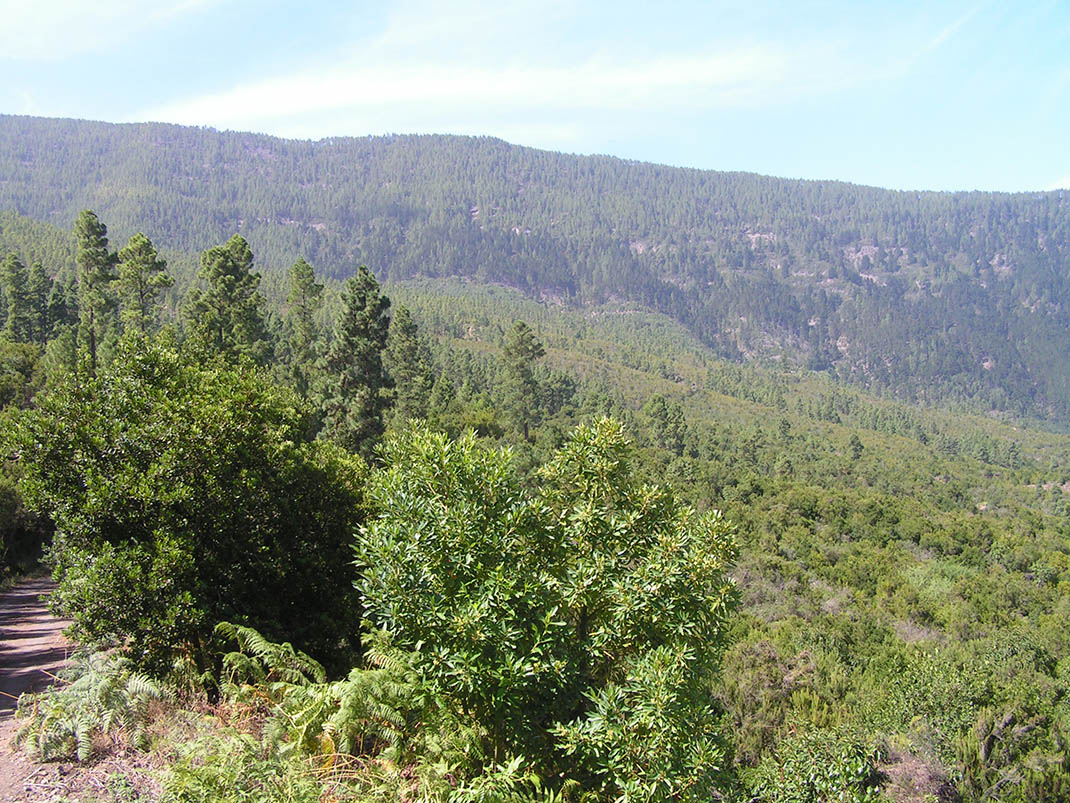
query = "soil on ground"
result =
(0, 577, 72, 799)
(0, 579, 164, 802)
(0, 577, 118, 801)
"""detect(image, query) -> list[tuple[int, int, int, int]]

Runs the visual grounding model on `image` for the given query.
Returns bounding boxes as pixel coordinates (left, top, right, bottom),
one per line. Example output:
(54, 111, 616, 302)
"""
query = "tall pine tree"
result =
(502, 320, 545, 441)
(285, 257, 323, 398)
(183, 234, 271, 364)
(384, 305, 433, 428)
(116, 233, 173, 335)
(0, 253, 31, 343)
(26, 262, 52, 346)
(320, 267, 391, 458)
(74, 210, 116, 375)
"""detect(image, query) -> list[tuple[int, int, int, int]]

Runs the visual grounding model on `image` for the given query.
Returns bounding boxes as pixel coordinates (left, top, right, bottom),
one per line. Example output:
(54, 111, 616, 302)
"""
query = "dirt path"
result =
(0, 577, 71, 801)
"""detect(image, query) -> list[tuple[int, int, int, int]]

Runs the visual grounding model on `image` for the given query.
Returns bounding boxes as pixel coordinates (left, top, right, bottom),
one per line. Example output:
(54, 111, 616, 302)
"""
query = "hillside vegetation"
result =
(2, 115, 1069, 419)
(0, 119, 1067, 800)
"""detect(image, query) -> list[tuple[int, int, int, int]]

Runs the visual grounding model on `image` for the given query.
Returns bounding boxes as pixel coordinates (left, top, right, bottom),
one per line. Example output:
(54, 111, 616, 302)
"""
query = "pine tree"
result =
(26, 262, 51, 346)
(47, 271, 77, 333)
(285, 257, 323, 398)
(501, 320, 545, 441)
(426, 372, 460, 434)
(0, 253, 31, 342)
(74, 210, 117, 374)
(643, 394, 688, 456)
(319, 267, 392, 458)
(116, 233, 173, 335)
(183, 234, 271, 364)
(384, 305, 433, 428)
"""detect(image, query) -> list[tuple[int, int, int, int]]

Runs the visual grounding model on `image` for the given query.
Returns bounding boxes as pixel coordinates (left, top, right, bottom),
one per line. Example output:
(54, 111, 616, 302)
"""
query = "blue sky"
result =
(2, 0, 1067, 192)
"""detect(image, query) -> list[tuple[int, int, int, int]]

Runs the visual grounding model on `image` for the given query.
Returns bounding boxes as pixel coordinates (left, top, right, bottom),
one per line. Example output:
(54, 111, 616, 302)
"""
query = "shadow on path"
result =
(0, 578, 71, 719)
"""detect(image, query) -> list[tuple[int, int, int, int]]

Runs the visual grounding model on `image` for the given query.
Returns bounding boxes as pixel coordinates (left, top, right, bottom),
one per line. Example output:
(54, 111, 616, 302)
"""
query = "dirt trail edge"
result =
(0, 577, 71, 800)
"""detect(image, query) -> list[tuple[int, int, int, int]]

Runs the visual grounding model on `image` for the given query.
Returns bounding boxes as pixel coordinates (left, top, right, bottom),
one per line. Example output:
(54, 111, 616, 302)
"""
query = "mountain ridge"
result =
(1, 114, 1068, 419)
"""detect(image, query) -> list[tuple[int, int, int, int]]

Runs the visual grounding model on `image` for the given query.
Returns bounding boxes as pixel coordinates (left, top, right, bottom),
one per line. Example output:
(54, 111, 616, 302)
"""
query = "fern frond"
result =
(13, 648, 172, 762)
(216, 621, 326, 688)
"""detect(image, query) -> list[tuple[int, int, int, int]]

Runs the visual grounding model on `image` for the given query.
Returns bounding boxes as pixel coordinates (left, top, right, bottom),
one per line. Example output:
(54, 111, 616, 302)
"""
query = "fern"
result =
(15, 649, 171, 761)
(215, 622, 413, 761)
(216, 621, 327, 688)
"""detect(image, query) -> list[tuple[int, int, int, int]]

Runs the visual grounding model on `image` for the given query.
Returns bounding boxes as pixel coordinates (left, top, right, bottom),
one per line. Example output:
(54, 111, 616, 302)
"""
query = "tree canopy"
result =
(8, 334, 364, 673)
(358, 419, 738, 799)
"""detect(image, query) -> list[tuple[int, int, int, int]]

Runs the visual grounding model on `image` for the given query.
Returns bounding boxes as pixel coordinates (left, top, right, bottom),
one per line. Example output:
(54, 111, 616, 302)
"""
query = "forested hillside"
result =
(0, 193, 1067, 800)
(2, 115, 1069, 419)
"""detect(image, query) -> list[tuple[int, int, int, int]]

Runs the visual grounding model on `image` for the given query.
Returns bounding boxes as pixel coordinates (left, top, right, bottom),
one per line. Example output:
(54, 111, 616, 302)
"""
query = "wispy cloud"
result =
(925, 3, 983, 53)
(136, 46, 788, 133)
(131, 0, 892, 140)
(0, 0, 221, 61)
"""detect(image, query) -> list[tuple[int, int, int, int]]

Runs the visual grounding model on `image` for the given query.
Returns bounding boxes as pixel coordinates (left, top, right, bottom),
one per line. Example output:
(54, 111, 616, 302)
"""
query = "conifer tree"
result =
(384, 305, 432, 428)
(26, 262, 51, 346)
(643, 394, 688, 456)
(320, 267, 391, 458)
(502, 320, 545, 441)
(285, 257, 323, 397)
(116, 233, 173, 335)
(74, 210, 116, 374)
(47, 272, 77, 332)
(426, 372, 460, 434)
(183, 234, 271, 364)
(0, 253, 31, 342)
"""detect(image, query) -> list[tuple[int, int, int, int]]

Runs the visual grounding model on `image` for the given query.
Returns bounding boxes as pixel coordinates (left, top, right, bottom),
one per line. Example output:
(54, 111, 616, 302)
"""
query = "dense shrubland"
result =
(1, 210, 1068, 800)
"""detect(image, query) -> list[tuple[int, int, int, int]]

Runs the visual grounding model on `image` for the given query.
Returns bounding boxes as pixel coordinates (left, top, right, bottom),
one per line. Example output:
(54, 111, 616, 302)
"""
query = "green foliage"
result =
(641, 393, 687, 456)
(0, 458, 50, 576)
(283, 256, 323, 398)
(384, 304, 433, 429)
(161, 731, 326, 803)
(501, 320, 545, 440)
(320, 266, 392, 458)
(8, 335, 364, 673)
(15, 649, 170, 761)
(183, 234, 271, 365)
(358, 418, 738, 799)
(217, 621, 328, 688)
(0, 136, 1069, 795)
(218, 623, 411, 760)
(744, 728, 883, 803)
(74, 209, 117, 374)
(955, 704, 1070, 802)
(25, 260, 52, 346)
(116, 232, 172, 334)
(1, 251, 32, 342)
(6, 118, 1070, 417)
(0, 339, 42, 408)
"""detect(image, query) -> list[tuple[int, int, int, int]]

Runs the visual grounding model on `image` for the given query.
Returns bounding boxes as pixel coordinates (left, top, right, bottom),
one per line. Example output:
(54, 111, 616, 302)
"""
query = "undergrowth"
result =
(15, 648, 171, 761)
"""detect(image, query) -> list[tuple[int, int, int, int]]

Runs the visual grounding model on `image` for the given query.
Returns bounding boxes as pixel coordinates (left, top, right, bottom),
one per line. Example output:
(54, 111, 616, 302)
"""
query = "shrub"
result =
(7, 335, 365, 674)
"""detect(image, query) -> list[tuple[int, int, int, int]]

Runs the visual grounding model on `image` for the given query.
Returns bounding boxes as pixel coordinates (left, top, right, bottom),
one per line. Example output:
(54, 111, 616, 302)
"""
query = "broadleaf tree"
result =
(357, 418, 738, 800)
(7, 335, 365, 675)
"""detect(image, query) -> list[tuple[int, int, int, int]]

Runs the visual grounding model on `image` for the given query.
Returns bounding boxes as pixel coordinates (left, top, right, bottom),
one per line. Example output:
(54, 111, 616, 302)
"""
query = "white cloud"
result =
(134, 45, 795, 136)
(925, 3, 982, 53)
(0, 0, 220, 61)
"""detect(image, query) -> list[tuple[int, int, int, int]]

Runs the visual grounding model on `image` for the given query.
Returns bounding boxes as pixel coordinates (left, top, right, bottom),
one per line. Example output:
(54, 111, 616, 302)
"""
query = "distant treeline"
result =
(1, 115, 1069, 418)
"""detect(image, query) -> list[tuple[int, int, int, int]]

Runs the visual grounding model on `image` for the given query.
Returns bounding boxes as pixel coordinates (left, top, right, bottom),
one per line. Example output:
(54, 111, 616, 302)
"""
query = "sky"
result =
(1, 0, 1067, 193)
